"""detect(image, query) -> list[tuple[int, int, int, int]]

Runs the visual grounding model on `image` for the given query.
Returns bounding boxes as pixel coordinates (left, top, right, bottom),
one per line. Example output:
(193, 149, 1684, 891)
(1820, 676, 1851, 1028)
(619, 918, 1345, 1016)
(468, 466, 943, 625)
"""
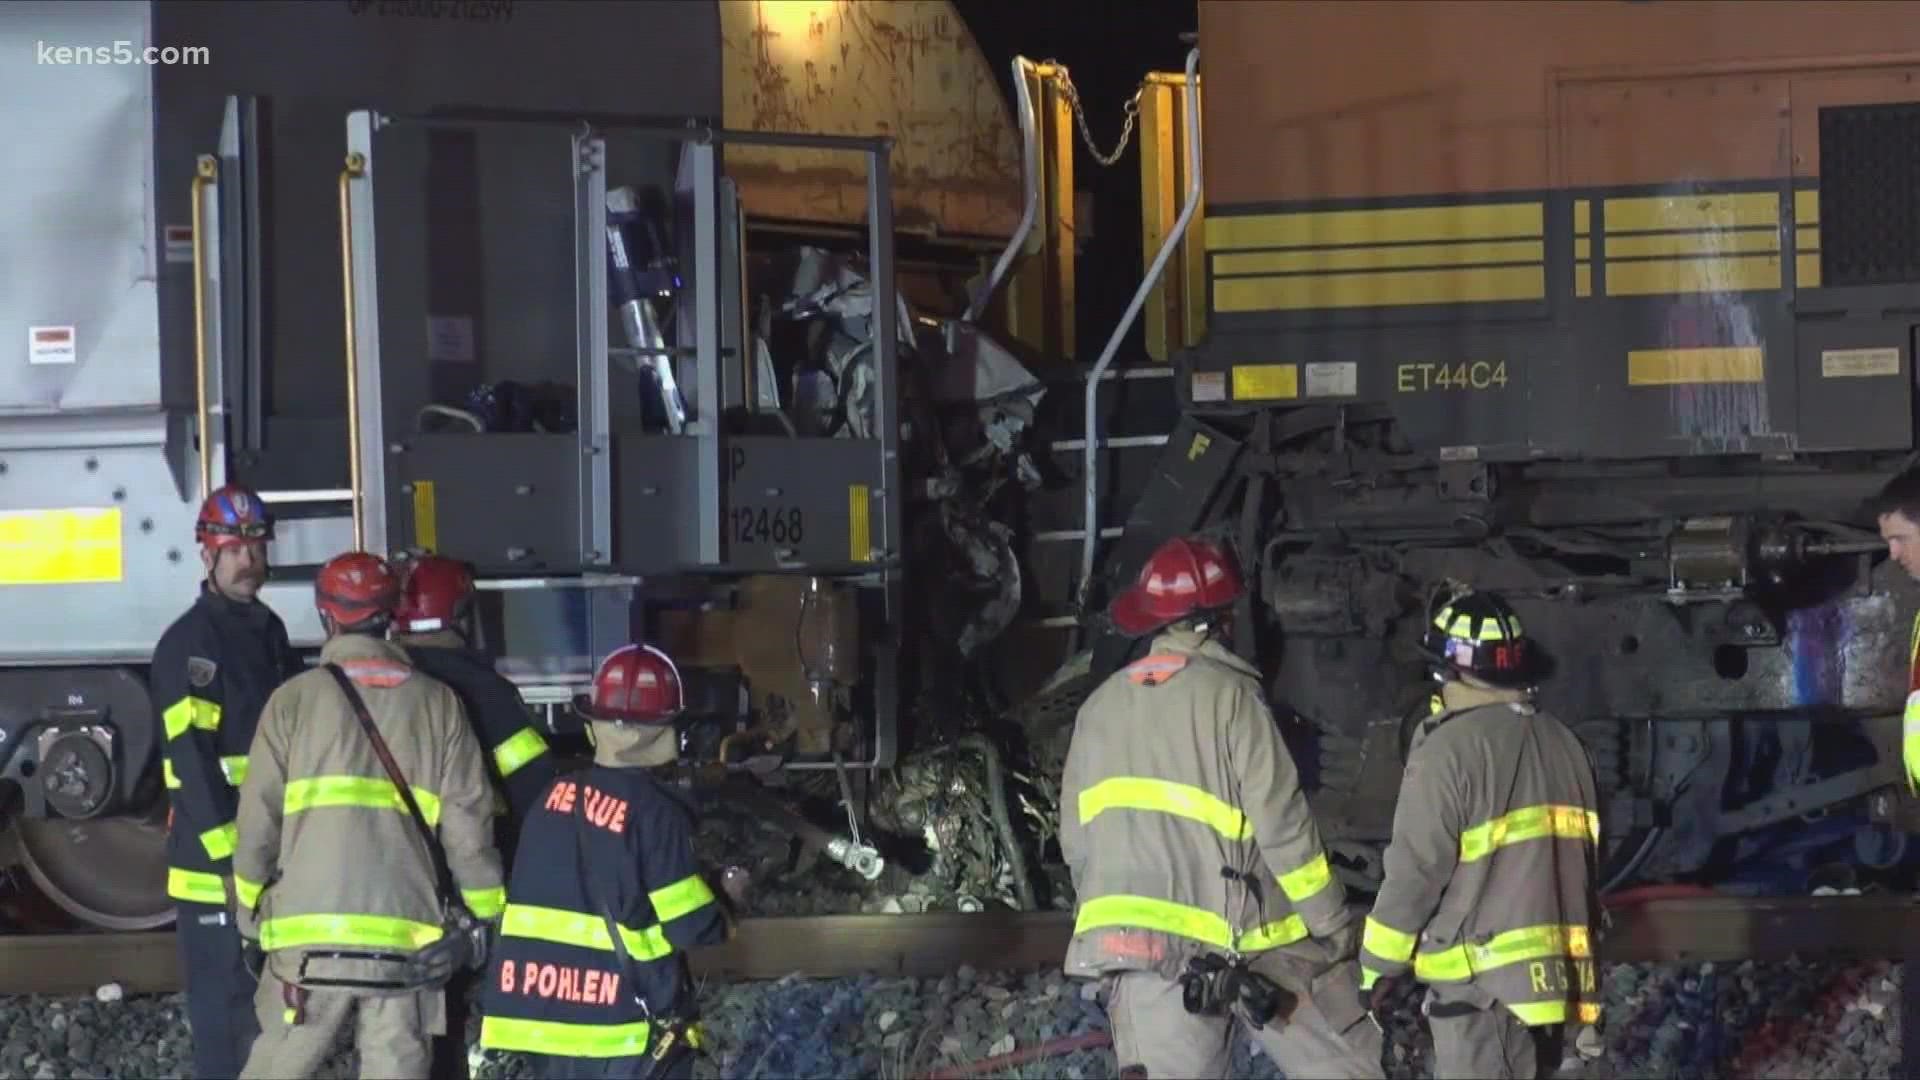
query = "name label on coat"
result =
(543, 780, 630, 834)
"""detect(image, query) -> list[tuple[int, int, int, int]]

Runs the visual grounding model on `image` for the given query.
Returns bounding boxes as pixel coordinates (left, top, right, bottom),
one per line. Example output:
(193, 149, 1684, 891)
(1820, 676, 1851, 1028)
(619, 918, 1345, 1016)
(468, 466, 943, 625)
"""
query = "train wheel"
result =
(8, 802, 173, 931)
(0, 666, 174, 931)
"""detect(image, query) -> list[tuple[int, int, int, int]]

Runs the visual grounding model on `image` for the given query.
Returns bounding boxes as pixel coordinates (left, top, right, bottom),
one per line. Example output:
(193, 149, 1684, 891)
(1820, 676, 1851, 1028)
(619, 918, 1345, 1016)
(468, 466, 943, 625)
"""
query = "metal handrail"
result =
(965, 56, 1039, 324)
(339, 152, 366, 550)
(190, 155, 218, 499)
(1077, 47, 1203, 629)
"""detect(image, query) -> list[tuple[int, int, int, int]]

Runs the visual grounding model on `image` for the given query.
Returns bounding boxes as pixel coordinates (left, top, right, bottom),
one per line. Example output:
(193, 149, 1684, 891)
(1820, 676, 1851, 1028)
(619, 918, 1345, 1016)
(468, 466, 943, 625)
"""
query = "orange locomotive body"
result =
(1102, 2, 1920, 889)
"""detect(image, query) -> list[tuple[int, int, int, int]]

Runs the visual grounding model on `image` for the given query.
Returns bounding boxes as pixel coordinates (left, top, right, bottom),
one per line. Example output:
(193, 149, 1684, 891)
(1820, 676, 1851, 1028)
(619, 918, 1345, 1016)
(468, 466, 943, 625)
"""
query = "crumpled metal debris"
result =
(686, 740, 1035, 916)
(777, 245, 1044, 669)
(866, 743, 1029, 912)
(782, 246, 915, 440)
(780, 247, 1046, 468)
(920, 501, 1022, 659)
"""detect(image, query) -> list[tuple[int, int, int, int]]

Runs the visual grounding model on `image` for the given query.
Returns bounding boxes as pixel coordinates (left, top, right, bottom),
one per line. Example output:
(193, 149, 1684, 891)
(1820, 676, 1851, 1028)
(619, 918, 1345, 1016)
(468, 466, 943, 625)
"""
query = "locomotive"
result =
(1030, 0, 1920, 898)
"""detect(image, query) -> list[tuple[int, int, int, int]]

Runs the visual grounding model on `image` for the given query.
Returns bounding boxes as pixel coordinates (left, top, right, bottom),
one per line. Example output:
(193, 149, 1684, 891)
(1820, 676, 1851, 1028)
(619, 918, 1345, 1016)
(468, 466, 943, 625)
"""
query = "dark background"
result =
(952, 0, 1199, 368)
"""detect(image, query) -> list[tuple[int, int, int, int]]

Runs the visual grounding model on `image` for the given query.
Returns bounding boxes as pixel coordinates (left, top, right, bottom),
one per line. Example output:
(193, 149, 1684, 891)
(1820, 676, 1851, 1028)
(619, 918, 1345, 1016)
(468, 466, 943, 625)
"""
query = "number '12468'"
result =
(731, 506, 805, 545)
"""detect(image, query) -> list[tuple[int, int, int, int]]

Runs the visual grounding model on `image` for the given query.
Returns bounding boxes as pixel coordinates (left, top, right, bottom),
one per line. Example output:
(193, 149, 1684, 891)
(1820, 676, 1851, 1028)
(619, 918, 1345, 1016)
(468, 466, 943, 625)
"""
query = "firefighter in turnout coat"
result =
(1059, 535, 1385, 1080)
(480, 643, 727, 1079)
(392, 555, 558, 829)
(1359, 588, 1603, 1079)
(391, 554, 560, 1080)
(232, 552, 506, 1079)
(150, 484, 302, 1079)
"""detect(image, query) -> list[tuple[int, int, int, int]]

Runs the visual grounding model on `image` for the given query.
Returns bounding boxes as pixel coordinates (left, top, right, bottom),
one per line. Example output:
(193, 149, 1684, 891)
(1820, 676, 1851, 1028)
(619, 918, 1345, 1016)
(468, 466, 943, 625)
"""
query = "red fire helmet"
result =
(394, 555, 477, 634)
(575, 644, 685, 724)
(1109, 535, 1245, 638)
(315, 552, 400, 629)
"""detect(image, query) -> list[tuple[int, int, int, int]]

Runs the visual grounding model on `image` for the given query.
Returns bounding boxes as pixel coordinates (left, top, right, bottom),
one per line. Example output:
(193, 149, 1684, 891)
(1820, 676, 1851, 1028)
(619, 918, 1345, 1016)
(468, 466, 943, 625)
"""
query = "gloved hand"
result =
(1359, 973, 1401, 1016)
(241, 938, 265, 980)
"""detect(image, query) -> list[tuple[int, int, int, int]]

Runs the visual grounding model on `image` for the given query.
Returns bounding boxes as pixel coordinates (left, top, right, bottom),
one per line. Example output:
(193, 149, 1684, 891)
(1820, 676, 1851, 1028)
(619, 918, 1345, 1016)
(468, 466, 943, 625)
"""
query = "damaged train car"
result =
(1018, 0, 1920, 904)
(0, 0, 1063, 930)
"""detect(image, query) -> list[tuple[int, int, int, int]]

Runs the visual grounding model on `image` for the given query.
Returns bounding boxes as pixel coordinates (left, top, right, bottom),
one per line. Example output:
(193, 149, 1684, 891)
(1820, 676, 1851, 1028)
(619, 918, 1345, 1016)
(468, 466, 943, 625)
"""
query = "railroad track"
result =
(0, 896, 1913, 997)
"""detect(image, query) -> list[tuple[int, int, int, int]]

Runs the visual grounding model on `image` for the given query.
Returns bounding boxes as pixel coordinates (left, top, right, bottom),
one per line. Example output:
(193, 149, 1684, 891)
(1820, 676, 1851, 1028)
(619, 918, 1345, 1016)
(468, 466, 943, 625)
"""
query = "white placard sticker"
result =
(1304, 361, 1358, 398)
(1191, 371, 1226, 403)
(163, 225, 194, 265)
(28, 326, 76, 365)
(1821, 347, 1900, 379)
(427, 315, 476, 365)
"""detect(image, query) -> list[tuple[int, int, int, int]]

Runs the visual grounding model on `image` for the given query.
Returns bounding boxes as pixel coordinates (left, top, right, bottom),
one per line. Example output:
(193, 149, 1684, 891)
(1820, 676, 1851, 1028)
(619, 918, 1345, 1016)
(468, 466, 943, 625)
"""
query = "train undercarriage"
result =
(1009, 401, 1920, 908)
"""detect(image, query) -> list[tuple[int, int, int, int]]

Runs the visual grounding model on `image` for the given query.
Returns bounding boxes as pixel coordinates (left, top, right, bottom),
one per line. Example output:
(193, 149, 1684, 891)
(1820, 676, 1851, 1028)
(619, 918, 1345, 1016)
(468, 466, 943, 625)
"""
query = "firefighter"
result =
(1059, 535, 1385, 1080)
(390, 554, 561, 1080)
(150, 483, 301, 1079)
(1358, 587, 1603, 1079)
(392, 554, 559, 828)
(231, 552, 506, 1080)
(1870, 467, 1920, 791)
(479, 643, 728, 1080)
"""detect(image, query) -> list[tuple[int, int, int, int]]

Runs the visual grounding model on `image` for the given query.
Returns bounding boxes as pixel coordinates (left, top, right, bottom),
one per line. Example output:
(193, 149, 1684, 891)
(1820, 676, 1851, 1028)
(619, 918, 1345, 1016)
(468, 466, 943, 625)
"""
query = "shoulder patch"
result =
(187, 656, 218, 689)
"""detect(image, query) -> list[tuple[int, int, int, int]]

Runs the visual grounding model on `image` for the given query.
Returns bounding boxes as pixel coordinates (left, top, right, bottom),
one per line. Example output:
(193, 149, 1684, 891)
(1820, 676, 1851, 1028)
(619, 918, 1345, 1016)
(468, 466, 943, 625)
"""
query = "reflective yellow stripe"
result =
(649, 873, 717, 924)
(1414, 922, 1592, 983)
(163, 697, 221, 740)
(167, 867, 228, 905)
(1073, 893, 1308, 953)
(1359, 965, 1382, 990)
(499, 903, 673, 961)
(479, 1016, 652, 1058)
(1363, 916, 1418, 963)
(283, 776, 442, 827)
(492, 728, 549, 778)
(163, 755, 249, 790)
(260, 913, 444, 952)
(1237, 915, 1311, 951)
(201, 822, 237, 861)
(1905, 690, 1920, 795)
(1276, 852, 1332, 904)
(462, 886, 506, 920)
(1510, 999, 1603, 1026)
(1077, 777, 1249, 842)
(1459, 804, 1600, 863)
(1433, 606, 1519, 641)
(234, 874, 264, 910)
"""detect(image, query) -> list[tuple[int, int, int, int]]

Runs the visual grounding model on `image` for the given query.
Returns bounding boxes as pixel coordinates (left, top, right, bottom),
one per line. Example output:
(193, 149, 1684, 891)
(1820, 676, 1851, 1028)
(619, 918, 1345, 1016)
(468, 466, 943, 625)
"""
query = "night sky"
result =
(952, 0, 1199, 364)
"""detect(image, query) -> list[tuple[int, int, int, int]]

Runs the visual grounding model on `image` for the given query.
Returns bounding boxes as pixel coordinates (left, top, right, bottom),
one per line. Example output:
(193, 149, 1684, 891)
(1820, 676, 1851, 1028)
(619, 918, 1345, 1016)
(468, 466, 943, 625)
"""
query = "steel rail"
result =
(0, 898, 1911, 997)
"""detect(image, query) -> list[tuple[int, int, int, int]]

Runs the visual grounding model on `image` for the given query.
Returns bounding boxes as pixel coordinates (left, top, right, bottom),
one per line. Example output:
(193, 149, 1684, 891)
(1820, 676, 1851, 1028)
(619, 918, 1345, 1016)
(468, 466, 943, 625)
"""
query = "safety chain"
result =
(1041, 59, 1141, 167)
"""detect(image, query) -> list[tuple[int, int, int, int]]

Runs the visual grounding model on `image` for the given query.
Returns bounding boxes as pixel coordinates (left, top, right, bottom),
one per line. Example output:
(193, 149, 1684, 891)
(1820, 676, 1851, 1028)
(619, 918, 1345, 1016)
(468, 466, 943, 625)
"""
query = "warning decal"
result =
(1821, 347, 1901, 379)
(0, 508, 124, 586)
(28, 326, 76, 365)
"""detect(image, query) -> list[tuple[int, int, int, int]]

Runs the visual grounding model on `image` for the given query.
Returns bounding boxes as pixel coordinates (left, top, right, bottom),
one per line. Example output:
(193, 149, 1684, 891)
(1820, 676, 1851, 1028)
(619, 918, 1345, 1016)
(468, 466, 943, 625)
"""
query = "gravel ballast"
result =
(4, 960, 1901, 1079)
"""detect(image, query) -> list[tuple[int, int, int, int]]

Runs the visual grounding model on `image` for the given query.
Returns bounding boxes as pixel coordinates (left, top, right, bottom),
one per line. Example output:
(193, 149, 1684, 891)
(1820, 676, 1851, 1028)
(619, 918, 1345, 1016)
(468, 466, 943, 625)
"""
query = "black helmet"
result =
(1420, 588, 1534, 688)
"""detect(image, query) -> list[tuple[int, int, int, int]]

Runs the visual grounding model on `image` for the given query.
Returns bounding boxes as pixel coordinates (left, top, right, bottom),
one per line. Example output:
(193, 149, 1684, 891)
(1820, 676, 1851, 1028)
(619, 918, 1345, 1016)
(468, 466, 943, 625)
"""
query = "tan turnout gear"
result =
(231, 633, 506, 1079)
(1060, 625, 1383, 1078)
(1360, 697, 1604, 1075)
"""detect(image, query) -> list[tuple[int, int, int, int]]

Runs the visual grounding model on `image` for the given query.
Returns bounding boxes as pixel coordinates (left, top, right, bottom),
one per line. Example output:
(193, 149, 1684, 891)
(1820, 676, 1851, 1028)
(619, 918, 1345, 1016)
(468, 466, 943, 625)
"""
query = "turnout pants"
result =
(176, 900, 261, 1079)
(428, 968, 475, 1080)
(1425, 986, 1567, 1080)
(1101, 947, 1386, 1079)
(239, 967, 446, 1080)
